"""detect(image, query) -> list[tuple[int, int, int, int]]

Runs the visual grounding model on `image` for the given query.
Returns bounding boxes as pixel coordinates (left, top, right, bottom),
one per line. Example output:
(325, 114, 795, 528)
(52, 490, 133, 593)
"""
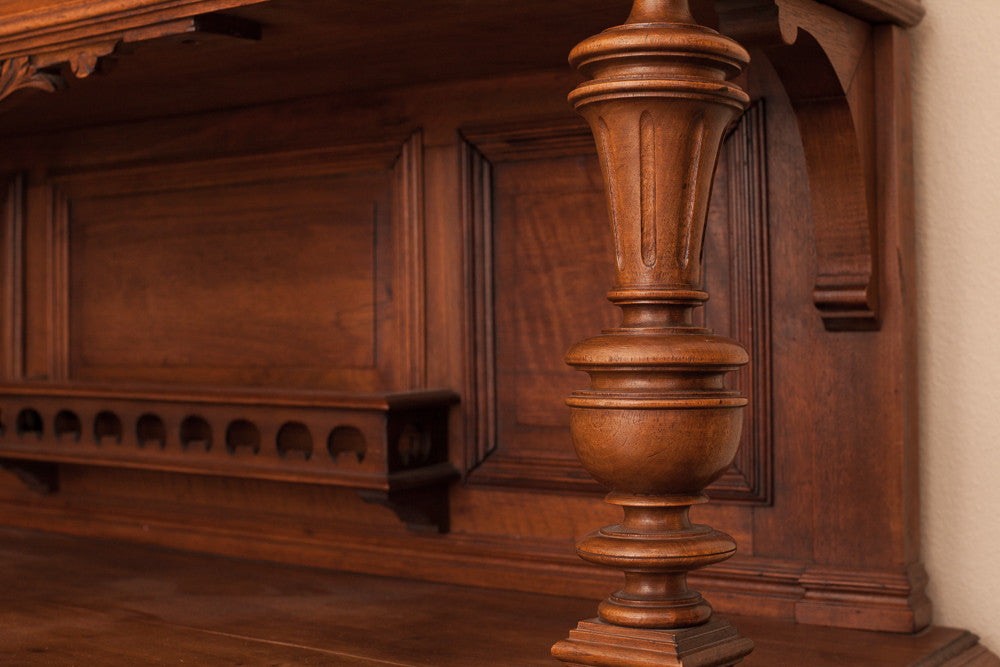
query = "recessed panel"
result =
(493, 155, 616, 454)
(68, 171, 388, 390)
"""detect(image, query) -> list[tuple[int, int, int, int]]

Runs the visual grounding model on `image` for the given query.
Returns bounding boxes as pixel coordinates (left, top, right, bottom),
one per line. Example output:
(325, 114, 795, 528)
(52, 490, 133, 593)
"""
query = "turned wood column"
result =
(552, 1, 754, 664)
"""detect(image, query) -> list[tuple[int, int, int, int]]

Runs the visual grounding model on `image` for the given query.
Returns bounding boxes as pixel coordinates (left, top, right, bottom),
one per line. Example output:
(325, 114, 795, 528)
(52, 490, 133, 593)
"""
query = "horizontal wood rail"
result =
(0, 384, 459, 531)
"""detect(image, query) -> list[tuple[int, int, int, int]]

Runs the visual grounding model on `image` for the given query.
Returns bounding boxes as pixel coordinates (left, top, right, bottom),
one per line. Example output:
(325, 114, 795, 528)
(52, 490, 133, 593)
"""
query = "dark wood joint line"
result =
(0, 457, 58, 494)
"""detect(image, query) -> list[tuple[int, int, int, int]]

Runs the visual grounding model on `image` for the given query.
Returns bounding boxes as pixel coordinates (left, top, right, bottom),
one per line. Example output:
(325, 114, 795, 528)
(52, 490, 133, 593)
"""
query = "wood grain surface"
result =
(0, 527, 991, 666)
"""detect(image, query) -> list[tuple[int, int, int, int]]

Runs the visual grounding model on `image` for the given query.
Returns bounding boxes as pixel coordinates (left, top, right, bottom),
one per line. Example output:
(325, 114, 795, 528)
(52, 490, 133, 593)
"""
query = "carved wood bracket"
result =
(0, 13, 261, 105)
(720, 0, 883, 330)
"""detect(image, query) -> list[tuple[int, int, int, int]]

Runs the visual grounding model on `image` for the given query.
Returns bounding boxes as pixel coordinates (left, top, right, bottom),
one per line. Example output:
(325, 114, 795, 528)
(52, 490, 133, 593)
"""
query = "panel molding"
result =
(0, 174, 24, 381)
(24, 175, 62, 381)
(459, 139, 497, 472)
(461, 113, 772, 504)
(460, 116, 599, 488)
(51, 140, 413, 198)
(50, 184, 69, 382)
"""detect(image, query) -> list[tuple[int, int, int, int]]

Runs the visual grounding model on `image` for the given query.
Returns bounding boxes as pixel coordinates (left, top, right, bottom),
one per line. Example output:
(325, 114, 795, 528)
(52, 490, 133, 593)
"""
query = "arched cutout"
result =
(225, 419, 260, 455)
(327, 426, 366, 463)
(276, 422, 312, 460)
(180, 415, 212, 451)
(94, 411, 122, 444)
(54, 410, 82, 442)
(136, 414, 166, 449)
(16, 408, 43, 439)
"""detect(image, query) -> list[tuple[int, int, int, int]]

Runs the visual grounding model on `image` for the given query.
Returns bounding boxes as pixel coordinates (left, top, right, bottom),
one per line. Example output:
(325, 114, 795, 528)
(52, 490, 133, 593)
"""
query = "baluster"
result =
(551, 1, 754, 664)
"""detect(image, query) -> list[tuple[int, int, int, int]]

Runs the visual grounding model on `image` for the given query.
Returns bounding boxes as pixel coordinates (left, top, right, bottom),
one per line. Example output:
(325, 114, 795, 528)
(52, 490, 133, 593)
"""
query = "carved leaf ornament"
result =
(0, 56, 62, 104)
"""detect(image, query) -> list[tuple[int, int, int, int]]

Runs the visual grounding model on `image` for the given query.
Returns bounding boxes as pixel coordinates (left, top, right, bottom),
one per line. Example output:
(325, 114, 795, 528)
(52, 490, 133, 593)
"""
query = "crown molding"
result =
(0, 0, 266, 59)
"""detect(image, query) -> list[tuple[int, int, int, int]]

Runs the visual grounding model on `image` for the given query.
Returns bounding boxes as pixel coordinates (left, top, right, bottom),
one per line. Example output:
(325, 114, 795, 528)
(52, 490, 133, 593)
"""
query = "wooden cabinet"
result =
(0, 0, 995, 664)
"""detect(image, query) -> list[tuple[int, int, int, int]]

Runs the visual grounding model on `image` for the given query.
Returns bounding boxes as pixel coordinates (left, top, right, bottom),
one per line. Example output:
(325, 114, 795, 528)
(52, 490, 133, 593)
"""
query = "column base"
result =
(552, 616, 753, 667)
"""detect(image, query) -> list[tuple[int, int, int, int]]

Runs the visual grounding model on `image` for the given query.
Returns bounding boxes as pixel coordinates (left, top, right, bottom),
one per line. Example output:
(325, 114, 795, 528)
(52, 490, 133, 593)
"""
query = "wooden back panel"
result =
(0, 0, 922, 635)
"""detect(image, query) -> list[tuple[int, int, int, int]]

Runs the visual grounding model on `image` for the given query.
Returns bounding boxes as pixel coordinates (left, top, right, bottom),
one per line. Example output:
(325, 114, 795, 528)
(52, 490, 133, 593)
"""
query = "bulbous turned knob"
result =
(566, 332, 748, 495)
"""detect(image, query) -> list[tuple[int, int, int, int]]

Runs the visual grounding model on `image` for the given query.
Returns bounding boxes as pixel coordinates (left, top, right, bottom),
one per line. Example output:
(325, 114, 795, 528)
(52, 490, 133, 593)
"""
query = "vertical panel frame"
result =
(461, 114, 772, 503)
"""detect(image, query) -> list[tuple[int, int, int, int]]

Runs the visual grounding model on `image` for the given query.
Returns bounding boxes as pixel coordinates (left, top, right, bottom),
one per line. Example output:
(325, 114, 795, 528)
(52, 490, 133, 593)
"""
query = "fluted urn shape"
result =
(554, 0, 755, 652)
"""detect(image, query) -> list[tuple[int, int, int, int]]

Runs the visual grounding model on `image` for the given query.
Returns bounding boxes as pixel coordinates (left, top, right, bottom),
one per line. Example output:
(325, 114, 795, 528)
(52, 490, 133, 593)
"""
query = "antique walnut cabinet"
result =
(0, 0, 995, 664)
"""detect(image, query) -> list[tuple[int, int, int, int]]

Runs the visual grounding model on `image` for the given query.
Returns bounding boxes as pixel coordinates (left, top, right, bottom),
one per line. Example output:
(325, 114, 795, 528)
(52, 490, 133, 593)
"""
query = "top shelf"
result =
(0, 0, 924, 138)
(0, 0, 925, 54)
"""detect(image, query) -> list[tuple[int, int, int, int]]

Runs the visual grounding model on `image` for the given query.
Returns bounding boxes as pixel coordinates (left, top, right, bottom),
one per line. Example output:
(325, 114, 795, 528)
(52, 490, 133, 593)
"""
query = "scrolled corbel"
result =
(719, 0, 884, 331)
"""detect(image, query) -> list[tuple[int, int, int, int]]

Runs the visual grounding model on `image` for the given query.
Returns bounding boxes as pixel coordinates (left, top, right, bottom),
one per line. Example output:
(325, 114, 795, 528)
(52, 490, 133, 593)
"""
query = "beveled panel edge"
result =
(458, 138, 497, 473)
(460, 115, 594, 163)
(50, 184, 69, 382)
(458, 116, 599, 483)
(711, 100, 772, 505)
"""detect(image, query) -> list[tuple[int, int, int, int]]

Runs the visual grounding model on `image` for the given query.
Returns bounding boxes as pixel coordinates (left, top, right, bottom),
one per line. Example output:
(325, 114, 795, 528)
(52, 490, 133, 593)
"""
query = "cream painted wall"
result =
(912, 0, 1000, 654)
